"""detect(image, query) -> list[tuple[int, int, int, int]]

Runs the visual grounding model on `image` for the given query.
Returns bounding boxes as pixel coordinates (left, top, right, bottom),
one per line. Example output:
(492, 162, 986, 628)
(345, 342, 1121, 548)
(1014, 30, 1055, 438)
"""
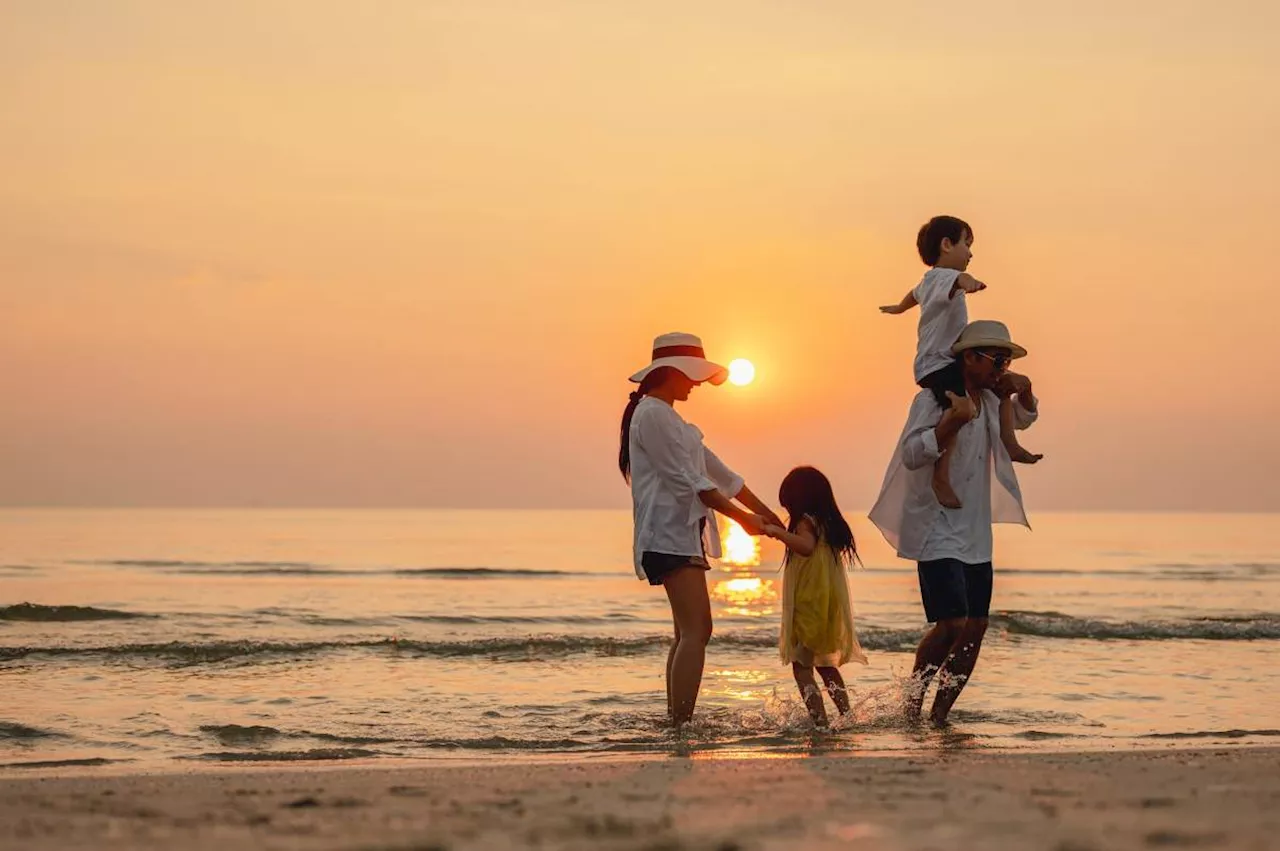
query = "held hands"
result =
(761, 523, 788, 540)
(738, 513, 768, 536)
(945, 391, 978, 423)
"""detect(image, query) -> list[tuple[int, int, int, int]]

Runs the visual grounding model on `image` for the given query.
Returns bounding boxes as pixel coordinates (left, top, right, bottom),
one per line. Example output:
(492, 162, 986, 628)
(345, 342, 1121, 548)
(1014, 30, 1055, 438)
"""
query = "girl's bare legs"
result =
(999, 395, 1043, 464)
(662, 566, 713, 726)
(792, 663, 829, 726)
(816, 666, 850, 715)
(932, 435, 961, 508)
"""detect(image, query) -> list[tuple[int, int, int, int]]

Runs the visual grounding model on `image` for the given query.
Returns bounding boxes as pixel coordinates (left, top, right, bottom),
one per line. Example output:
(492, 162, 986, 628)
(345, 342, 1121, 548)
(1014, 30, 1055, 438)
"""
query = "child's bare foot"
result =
(1009, 447, 1044, 464)
(932, 474, 962, 509)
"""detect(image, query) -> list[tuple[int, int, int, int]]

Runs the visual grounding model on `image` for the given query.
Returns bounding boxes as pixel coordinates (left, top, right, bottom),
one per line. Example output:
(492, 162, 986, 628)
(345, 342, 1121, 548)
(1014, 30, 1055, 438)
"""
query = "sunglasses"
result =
(973, 350, 1012, 371)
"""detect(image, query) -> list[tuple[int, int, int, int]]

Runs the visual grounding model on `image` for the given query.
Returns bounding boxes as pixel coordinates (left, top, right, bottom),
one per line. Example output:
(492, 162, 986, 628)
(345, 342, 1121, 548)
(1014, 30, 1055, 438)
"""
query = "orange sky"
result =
(2, 1, 1278, 510)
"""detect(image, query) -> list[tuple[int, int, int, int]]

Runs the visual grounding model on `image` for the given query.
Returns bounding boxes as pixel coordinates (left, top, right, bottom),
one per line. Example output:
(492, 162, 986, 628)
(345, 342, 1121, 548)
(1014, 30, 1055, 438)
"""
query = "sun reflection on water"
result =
(708, 668, 773, 703)
(711, 575, 778, 618)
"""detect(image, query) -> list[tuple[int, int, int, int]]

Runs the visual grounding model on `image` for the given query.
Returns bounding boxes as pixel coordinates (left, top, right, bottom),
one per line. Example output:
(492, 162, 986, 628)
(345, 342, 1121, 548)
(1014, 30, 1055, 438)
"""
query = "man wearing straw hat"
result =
(870, 319, 1040, 726)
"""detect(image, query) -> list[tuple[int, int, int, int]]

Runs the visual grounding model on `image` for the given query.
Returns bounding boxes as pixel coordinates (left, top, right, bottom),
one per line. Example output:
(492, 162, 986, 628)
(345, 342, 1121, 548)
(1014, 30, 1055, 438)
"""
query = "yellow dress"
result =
(779, 523, 867, 668)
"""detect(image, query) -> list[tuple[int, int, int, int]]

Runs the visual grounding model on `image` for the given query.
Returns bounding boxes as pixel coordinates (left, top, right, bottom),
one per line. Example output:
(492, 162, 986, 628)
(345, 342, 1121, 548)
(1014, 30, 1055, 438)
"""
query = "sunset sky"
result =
(2, 1, 1277, 510)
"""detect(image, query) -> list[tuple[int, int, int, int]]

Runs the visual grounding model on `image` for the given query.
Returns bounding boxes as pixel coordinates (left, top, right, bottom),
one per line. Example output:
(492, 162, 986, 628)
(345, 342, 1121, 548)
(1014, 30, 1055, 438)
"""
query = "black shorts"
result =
(917, 558, 993, 622)
(641, 518, 708, 586)
(918, 366, 957, 408)
(641, 552, 710, 586)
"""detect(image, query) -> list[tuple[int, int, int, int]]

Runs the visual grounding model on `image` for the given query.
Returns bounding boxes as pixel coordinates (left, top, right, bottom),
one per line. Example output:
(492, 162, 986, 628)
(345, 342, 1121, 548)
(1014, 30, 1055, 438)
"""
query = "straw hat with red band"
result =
(629, 332, 729, 386)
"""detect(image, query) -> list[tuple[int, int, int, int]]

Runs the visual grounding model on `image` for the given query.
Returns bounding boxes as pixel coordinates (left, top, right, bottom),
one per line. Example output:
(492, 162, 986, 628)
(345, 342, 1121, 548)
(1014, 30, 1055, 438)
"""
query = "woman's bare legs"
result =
(662, 566, 713, 726)
(665, 618, 680, 718)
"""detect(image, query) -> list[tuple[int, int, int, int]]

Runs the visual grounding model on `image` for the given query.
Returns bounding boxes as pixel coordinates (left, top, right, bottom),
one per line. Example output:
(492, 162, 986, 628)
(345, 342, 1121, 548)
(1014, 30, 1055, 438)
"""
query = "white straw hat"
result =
(629, 332, 729, 385)
(951, 319, 1028, 359)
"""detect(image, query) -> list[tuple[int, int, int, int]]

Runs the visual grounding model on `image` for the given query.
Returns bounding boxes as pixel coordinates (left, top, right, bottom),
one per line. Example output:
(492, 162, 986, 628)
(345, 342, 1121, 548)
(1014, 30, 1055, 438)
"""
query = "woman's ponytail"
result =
(618, 368, 673, 482)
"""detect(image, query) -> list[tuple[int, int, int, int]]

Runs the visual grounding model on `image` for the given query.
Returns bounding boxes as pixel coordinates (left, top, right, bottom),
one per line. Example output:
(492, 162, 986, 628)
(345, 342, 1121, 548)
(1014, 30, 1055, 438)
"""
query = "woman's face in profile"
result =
(664, 370, 699, 402)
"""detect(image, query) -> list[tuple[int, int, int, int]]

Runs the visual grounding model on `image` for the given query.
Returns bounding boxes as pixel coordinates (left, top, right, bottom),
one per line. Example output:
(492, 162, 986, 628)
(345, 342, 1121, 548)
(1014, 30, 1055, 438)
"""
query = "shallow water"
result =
(1, 509, 1277, 769)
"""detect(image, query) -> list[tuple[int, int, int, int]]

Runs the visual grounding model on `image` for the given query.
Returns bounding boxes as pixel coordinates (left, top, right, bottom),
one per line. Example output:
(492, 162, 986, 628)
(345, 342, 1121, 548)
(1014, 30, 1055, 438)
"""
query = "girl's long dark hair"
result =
(778, 466, 858, 567)
(618, 367, 676, 482)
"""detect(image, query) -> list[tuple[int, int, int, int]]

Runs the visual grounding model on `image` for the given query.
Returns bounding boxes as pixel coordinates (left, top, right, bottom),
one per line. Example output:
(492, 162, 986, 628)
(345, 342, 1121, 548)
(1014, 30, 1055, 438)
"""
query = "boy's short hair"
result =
(916, 215, 973, 266)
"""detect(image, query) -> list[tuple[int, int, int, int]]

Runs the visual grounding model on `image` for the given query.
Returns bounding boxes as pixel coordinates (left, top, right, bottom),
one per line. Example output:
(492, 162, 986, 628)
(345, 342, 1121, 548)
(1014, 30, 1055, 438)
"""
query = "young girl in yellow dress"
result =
(763, 466, 867, 726)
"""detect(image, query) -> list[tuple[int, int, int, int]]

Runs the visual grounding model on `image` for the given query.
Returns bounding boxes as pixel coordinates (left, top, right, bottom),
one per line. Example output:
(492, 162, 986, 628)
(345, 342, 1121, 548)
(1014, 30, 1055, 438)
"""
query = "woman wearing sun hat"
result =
(619, 332, 783, 726)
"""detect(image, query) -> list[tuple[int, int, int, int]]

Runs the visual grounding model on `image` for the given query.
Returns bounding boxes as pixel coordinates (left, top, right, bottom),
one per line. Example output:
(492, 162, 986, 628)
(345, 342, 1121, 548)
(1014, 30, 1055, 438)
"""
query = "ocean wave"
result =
(83, 559, 587, 578)
(199, 723, 400, 746)
(862, 562, 1280, 580)
(0, 603, 153, 622)
(187, 748, 379, 762)
(1150, 561, 1280, 578)
(0, 721, 62, 739)
(993, 611, 1280, 641)
(1, 757, 125, 769)
(0, 639, 382, 664)
(0, 628, 922, 665)
(396, 611, 640, 624)
(1140, 729, 1280, 740)
(199, 724, 284, 745)
(392, 567, 582, 577)
(94, 559, 322, 570)
(5, 611, 1272, 666)
(256, 610, 643, 627)
(408, 735, 631, 751)
(0, 634, 675, 664)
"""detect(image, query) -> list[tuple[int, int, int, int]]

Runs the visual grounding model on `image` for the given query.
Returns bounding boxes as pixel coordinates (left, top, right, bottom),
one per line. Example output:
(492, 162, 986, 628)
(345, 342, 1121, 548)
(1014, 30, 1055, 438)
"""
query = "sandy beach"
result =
(1, 747, 1275, 850)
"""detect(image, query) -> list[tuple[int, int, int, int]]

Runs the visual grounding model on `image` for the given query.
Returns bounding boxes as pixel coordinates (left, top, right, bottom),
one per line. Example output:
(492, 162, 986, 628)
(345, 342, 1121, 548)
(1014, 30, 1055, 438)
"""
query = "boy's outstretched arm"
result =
(879, 291, 918, 315)
(951, 273, 987, 298)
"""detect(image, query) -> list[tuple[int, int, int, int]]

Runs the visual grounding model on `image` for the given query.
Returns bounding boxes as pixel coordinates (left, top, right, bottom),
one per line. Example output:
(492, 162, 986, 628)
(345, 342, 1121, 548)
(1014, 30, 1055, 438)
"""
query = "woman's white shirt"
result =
(628, 397, 743, 578)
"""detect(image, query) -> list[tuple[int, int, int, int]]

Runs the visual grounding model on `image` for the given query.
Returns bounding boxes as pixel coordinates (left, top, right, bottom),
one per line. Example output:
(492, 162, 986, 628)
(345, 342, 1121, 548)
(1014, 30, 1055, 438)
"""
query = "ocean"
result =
(1, 509, 1276, 770)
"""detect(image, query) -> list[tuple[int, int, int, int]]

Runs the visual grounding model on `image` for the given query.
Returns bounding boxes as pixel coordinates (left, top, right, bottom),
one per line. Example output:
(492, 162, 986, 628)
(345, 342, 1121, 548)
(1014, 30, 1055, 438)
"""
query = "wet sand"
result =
(1, 747, 1276, 850)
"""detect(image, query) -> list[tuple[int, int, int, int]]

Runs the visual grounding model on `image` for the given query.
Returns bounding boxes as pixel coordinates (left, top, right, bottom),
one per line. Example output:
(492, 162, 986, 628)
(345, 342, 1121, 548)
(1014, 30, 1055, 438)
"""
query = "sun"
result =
(727, 359, 755, 386)
(720, 519, 760, 566)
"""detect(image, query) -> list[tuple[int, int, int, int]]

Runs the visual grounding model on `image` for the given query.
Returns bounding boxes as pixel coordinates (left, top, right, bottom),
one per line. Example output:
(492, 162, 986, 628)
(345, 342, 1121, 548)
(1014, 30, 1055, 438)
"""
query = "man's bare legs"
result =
(905, 617, 964, 721)
(928, 618, 988, 725)
(905, 616, 987, 725)
(662, 566, 713, 726)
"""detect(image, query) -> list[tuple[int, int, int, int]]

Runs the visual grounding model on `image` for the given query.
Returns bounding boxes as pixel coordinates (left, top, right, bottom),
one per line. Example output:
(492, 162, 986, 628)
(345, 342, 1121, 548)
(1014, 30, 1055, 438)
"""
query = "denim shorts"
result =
(917, 558, 993, 622)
